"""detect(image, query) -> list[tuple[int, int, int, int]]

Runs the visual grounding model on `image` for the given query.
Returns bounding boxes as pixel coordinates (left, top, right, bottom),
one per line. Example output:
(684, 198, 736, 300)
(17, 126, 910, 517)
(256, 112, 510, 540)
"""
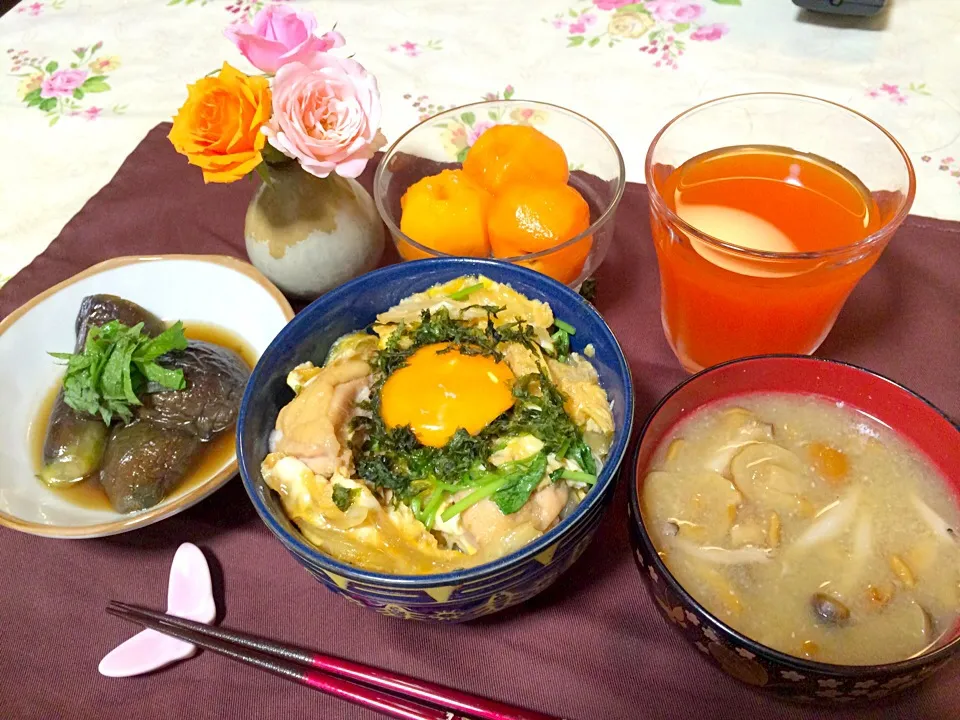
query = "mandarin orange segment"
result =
(399, 170, 493, 258)
(463, 125, 569, 195)
(488, 182, 592, 284)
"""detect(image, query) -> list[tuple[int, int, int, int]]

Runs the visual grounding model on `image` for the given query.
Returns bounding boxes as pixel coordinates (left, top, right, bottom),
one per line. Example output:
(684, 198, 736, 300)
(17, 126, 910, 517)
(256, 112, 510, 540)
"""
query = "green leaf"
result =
(73, 48, 86, 59)
(487, 109, 498, 121)
(503, 86, 514, 100)
(38, 98, 57, 112)
(45, 60, 58, 73)
(456, 147, 469, 163)
(673, 22, 690, 32)
(23, 88, 43, 106)
(588, 36, 600, 47)
(138, 362, 185, 391)
(492, 451, 548, 515)
(568, 8, 578, 17)
(572, 439, 597, 475)
(712, 0, 742, 4)
(332, 485, 360, 513)
(615, 2, 649, 12)
(73, 88, 85, 100)
(82, 76, 110, 93)
(52, 319, 187, 425)
(135, 321, 188, 363)
(568, 36, 585, 47)
(460, 111, 476, 125)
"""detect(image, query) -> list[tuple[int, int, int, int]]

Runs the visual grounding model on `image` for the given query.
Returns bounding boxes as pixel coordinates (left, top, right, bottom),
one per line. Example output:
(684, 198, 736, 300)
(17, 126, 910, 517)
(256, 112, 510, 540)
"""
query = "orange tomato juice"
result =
(650, 145, 887, 371)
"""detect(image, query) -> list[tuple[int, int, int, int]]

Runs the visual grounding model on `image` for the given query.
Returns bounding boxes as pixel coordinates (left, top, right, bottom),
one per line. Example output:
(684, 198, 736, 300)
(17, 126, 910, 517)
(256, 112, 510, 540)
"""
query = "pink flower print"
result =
(19, 2, 43, 16)
(467, 121, 494, 146)
(582, 13, 598, 26)
(593, 0, 632, 9)
(402, 41, 418, 52)
(893, 94, 907, 105)
(942, 157, 955, 164)
(569, 21, 587, 34)
(690, 23, 729, 41)
(649, 1, 704, 23)
(388, 45, 399, 52)
(880, 83, 899, 94)
(866, 89, 880, 98)
(551, 18, 565, 29)
(40, 69, 88, 99)
(82, 106, 102, 121)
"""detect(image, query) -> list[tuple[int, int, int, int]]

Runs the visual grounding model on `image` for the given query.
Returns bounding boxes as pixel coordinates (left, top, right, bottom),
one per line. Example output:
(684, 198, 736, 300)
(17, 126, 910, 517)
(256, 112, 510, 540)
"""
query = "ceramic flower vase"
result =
(244, 162, 384, 300)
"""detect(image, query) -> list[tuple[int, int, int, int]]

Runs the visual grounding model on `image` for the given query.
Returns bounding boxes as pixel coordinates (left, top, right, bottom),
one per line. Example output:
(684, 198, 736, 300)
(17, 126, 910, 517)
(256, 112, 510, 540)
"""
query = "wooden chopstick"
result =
(106, 601, 562, 720)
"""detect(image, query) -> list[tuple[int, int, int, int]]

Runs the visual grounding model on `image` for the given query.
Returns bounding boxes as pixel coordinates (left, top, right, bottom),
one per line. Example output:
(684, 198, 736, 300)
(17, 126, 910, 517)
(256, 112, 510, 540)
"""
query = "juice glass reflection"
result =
(645, 93, 915, 373)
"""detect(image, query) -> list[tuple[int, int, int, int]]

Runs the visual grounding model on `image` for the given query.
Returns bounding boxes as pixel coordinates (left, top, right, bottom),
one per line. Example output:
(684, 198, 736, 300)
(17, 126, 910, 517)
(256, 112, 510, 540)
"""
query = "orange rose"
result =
(168, 62, 271, 183)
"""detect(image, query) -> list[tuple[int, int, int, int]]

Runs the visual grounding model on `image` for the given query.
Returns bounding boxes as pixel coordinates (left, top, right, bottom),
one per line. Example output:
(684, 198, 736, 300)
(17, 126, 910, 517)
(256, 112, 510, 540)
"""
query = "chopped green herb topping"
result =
(49, 320, 188, 425)
(332, 484, 360, 512)
(448, 282, 484, 301)
(351, 307, 596, 519)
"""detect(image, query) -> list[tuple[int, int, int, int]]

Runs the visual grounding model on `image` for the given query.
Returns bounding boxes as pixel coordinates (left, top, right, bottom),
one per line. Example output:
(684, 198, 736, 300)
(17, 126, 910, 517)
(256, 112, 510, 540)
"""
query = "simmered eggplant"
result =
(135, 341, 250, 440)
(74, 294, 165, 351)
(39, 295, 166, 486)
(39, 393, 109, 486)
(98, 421, 200, 513)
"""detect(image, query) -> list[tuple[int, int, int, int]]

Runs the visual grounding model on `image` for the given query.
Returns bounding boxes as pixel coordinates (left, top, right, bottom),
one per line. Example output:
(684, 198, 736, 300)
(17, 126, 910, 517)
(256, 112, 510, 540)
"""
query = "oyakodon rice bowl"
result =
(238, 259, 633, 621)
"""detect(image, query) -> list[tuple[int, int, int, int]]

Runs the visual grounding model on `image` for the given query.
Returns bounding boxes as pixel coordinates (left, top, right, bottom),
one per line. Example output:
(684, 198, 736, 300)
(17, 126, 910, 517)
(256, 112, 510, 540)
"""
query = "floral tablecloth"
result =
(1, 0, 958, 286)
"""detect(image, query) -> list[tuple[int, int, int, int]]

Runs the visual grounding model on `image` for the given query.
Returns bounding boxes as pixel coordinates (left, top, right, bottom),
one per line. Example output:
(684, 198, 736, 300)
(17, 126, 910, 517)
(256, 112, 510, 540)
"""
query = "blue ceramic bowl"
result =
(238, 258, 634, 621)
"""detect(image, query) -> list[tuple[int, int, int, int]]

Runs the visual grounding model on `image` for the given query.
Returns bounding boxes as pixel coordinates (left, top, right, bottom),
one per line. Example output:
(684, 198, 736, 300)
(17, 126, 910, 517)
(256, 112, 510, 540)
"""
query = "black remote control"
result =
(792, 0, 887, 16)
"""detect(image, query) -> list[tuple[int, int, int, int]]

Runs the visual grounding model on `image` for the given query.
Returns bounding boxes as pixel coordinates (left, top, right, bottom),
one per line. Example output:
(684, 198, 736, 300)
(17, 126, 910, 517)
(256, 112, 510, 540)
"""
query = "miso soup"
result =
(641, 394, 960, 665)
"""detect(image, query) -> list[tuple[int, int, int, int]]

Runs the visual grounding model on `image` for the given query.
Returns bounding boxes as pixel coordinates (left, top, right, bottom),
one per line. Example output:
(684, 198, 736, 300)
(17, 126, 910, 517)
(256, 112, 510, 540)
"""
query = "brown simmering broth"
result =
(641, 393, 960, 665)
(29, 322, 255, 511)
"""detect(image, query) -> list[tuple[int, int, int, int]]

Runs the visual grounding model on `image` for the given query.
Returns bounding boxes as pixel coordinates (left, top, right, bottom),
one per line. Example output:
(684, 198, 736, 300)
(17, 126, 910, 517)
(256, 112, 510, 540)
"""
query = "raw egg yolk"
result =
(380, 343, 515, 447)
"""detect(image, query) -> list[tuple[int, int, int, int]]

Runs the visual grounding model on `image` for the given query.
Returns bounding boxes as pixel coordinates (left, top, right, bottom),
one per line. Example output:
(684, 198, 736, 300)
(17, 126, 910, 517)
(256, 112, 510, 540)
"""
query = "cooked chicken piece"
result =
(275, 359, 371, 477)
(459, 483, 569, 550)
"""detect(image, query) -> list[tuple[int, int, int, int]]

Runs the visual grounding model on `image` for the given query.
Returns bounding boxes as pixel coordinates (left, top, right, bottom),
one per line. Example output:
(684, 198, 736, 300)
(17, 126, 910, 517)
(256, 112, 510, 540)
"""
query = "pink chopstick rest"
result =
(99, 542, 216, 677)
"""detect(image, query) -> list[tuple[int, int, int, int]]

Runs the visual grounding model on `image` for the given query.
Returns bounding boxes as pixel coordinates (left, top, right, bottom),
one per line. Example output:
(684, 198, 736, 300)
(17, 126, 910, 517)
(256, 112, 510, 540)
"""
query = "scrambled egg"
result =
(261, 275, 615, 575)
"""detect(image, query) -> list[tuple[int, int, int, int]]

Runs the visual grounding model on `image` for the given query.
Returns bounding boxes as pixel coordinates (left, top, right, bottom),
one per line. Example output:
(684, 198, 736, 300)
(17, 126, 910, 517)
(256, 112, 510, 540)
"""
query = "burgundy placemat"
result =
(0, 124, 957, 720)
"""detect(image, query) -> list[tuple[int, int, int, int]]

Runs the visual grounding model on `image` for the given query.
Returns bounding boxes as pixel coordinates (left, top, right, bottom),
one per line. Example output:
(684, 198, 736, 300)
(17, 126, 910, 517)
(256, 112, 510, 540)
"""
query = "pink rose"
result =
(224, 5, 344, 75)
(690, 22, 729, 41)
(264, 53, 386, 178)
(593, 0, 631, 9)
(40, 69, 88, 98)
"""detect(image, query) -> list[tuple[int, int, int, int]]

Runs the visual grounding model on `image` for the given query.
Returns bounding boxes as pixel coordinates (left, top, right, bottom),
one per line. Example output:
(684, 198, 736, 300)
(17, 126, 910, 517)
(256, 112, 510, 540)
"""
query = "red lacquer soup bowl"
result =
(627, 355, 960, 702)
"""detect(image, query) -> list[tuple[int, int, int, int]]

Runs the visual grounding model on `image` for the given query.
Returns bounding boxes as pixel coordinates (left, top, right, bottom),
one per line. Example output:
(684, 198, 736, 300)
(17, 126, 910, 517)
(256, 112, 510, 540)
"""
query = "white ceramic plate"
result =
(0, 255, 294, 538)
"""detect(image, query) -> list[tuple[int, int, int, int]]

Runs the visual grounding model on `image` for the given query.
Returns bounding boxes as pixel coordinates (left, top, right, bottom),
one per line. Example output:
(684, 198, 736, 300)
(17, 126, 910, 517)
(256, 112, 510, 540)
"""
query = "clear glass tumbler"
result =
(645, 93, 915, 373)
